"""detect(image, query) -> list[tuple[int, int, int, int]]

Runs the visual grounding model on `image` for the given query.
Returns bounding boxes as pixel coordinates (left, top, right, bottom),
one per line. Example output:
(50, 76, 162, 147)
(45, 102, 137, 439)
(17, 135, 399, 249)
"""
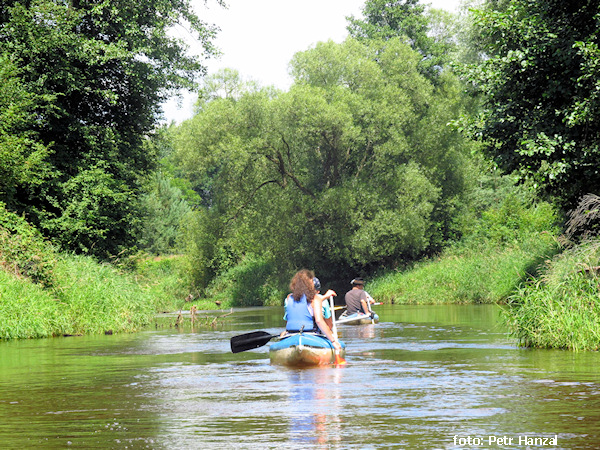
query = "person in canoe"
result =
(343, 277, 376, 318)
(313, 276, 334, 331)
(282, 269, 341, 354)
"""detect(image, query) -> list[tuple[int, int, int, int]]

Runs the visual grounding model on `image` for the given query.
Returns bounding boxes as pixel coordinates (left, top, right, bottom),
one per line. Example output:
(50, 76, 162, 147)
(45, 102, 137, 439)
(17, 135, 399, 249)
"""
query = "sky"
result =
(162, 0, 462, 123)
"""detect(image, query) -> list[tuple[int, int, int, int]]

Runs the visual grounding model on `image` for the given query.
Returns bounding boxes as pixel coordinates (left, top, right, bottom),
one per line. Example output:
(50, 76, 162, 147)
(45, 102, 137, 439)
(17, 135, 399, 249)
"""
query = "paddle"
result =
(230, 331, 277, 353)
(329, 296, 346, 366)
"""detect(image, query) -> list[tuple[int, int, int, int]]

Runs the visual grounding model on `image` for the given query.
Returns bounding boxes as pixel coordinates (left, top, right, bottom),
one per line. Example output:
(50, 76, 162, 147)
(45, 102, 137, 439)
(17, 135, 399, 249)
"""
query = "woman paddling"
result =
(282, 269, 341, 354)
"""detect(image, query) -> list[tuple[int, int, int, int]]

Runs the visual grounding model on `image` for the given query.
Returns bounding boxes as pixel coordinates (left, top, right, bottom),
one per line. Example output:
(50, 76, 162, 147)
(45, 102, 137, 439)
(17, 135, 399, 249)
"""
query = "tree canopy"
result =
(0, 0, 221, 257)
(347, 0, 460, 79)
(172, 37, 475, 287)
(467, 0, 600, 210)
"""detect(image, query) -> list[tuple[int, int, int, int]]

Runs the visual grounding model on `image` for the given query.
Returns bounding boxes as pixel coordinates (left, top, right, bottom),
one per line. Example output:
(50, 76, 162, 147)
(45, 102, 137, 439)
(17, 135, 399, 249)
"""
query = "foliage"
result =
(347, 0, 430, 44)
(203, 254, 286, 307)
(130, 254, 192, 312)
(172, 38, 477, 291)
(369, 197, 560, 304)
(138, 172, 192, 255)
(43, 163, 141, 255)
(177, 208, 226, 295)
(465, 193, 559, 245)
(0, 0, 222, 258)
(0, 54, 53, 210)
(0, 202, 57, 286)
(503, 240, 600, 350)
(466, 0, 600, 210)
(346, 0, 458, 79)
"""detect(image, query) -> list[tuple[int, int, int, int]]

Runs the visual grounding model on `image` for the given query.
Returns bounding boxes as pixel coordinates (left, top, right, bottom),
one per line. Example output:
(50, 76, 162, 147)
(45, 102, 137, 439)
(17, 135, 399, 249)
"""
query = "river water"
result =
(0, 304, 599, 449)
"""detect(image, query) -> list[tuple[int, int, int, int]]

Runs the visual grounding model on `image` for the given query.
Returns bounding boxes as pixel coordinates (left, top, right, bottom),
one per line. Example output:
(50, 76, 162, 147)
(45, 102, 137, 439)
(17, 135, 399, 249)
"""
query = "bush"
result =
(204, 255, 286, 307)
(0, 202, 57, 286)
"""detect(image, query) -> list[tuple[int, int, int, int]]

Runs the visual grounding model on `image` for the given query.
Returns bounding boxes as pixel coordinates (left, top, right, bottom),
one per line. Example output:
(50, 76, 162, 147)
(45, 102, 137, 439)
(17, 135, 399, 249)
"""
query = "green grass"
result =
(369, 232, 559, 305)
(130, 255, 193, 312)
(49, 255, 158, 335)
(0, 252, 196, 340)
(0, 271, 61, 339)
(503, 241, 600, 351)
(202, 254, 287, 308)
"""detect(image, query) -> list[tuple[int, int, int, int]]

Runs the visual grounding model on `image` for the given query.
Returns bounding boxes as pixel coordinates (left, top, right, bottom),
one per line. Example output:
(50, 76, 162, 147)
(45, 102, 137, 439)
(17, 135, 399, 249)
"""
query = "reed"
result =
(503, 240, 600, 350)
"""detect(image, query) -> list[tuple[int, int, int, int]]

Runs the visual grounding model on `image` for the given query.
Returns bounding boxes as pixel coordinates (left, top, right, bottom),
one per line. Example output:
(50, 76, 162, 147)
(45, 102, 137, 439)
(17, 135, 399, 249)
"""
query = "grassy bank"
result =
(502, 241, 600, 351)
(369, 232, 559, 305)
(368, 234, 600, 351)
(0, 200, 206, 339)
(0, 253, 192, 339)
(368, 194, 561, 306)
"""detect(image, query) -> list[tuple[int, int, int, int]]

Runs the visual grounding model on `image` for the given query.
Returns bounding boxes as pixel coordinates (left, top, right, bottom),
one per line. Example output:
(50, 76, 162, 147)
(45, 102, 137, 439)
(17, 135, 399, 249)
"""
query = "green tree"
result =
(138, 172, 192, 255)
(466, 0, 600, 210)
(347, 0, 459, 79)
(173, 38, 475, 290)
(0, 0, 221, 258)
(0, 54, 52, 209)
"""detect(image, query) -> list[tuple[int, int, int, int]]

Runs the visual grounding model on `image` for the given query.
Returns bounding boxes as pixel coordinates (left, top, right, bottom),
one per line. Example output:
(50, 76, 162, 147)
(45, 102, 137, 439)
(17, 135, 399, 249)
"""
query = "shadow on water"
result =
(0, 304, 600, 448)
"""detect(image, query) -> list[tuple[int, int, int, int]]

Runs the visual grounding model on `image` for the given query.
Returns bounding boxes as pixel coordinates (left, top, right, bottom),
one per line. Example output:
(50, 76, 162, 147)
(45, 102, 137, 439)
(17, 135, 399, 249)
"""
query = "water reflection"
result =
(1, 305, 600, 448)
(287, 367, 343, 447)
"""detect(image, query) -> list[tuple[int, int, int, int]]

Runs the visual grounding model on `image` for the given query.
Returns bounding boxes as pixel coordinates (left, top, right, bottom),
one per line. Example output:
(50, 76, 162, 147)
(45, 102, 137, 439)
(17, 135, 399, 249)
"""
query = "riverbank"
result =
(502, 240, 600, 351)
(3, 196, 600, 351)
(369, 235, 600, 351)
(369, 233, 560, 305)
(0, 253, 190, 339)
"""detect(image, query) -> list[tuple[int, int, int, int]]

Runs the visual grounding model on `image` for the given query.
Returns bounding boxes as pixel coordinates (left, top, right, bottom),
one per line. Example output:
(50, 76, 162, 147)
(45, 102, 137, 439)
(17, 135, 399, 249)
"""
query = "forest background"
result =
(1, 0, 600, 350)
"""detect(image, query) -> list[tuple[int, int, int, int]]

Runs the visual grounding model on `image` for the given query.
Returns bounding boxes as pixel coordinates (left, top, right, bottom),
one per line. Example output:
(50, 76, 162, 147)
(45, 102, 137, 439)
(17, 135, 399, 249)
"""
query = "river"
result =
(0, 304, 599, 449)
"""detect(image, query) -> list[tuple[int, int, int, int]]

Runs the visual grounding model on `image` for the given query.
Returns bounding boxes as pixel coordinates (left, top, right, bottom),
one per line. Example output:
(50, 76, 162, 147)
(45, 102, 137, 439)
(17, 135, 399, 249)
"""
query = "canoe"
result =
(269, 332, 346, 367)
(337, 312, 380, 325)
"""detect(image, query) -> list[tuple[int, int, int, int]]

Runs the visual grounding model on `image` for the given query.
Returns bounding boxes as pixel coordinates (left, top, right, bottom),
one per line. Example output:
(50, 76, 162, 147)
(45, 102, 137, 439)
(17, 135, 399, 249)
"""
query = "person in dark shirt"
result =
(344, 277, 373, 316)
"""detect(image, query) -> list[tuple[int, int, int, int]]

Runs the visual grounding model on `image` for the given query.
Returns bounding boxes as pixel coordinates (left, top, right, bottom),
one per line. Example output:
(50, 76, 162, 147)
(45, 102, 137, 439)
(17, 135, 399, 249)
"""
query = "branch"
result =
(226, 179, 282, 224)
(261, 144, 315, 198)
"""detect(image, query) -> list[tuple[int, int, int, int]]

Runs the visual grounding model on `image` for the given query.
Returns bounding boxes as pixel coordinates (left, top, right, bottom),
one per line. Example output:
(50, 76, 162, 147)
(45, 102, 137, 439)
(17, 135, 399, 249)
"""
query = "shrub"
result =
(204, 255, 286, 307)
(0, 202, 56, 286)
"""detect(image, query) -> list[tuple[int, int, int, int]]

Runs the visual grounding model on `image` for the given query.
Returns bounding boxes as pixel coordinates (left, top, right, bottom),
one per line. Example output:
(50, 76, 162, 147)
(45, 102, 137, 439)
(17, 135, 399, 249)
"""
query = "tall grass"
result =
(0, 251, 193, 339)
(50, 255, 158, 335)
(503, 241, 600, 350)
(369, 233, 559, 304)
(129, 254, 192, 312)
(0, 271, 61, 339)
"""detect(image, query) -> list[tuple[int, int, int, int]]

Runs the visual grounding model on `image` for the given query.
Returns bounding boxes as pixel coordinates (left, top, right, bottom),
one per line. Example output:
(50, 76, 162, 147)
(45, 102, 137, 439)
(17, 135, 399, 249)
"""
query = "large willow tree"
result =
(173, 37, 475, 287)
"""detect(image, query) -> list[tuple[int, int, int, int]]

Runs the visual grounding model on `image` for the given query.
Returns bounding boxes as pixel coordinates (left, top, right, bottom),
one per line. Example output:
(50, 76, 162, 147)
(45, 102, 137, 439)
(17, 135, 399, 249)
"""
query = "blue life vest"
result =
(284, 294, 316, 332)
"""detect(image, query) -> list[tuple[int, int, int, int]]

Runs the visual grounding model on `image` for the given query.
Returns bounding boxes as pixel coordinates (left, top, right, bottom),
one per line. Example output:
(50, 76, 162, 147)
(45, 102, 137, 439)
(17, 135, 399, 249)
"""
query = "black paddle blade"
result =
(230, 331, 275, 353)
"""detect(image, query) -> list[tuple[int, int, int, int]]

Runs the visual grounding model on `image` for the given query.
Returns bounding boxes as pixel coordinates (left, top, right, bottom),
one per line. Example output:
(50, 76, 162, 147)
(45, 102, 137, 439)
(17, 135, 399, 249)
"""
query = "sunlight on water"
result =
(0, 305, 599, 448)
